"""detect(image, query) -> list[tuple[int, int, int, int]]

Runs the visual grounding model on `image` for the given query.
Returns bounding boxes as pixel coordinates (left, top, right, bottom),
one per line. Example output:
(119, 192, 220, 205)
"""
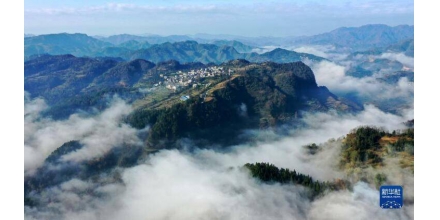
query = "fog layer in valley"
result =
(24, 94, 414, 219)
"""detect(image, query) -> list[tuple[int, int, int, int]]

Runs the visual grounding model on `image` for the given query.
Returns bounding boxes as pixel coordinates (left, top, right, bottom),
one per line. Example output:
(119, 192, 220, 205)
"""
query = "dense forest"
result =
(244, 162, 350, 198)
(340, 126, 414, 169)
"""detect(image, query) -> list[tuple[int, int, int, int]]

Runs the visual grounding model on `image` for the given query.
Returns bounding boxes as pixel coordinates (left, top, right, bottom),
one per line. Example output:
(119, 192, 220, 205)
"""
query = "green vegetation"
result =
(127, 96, 243, 146)
(340, 126, 385, 168)
(44, 87, 137, 119)
(340, 126, 414, 173)
(244, 162, 350, 197)
(304, 143, 320, 155)
(374, 173, 387, 189)
(45, 141, 83, 164)
(392, 136, 414, 152)
(25, 141, 148, 198)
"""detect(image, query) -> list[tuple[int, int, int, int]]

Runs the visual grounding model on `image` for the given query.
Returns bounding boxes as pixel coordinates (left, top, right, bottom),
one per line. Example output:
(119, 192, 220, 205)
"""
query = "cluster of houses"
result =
(153, 66, 234, 92)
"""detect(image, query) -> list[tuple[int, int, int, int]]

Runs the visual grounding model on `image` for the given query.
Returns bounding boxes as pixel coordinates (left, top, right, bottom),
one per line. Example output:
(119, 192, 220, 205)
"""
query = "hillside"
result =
(243, 125, 414, 198)
(126, 60, 360, 147)
(384, 38, 414, 57)
(250, 48, 324, 63)
(211, 40, 255, 53)
(118, 40, 152, 50)
(340, 126, 414, 171)
(24, 54, 122, 103)
(24, 55, 212, 118)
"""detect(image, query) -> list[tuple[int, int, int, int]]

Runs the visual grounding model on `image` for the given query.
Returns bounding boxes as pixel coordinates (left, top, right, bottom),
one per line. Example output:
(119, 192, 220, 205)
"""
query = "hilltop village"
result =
(153, 66, 234, 92)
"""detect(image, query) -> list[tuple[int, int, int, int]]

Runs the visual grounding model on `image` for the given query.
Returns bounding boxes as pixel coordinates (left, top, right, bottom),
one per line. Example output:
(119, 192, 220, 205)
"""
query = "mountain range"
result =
(24, 33, 113, 60)
(96, 34, 193, 45)
(348, 38, 414, 59)
(123, 41, 324, 64)
(24, 24, 414, 62)
(25, 35, 324, 64)
(192, 24, 414, 51)
(290, 24, 414, 51)
(344, 38, 414, 78)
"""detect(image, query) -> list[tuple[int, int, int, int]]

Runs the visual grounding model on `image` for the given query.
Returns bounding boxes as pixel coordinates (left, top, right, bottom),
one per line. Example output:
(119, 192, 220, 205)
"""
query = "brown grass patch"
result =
(208, 74, 242, 94)
(380, 136, 400, 144)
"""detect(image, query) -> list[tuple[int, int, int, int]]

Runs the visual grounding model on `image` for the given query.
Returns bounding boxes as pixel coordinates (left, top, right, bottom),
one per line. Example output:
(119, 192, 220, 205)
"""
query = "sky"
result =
(24, 0, 414, 37)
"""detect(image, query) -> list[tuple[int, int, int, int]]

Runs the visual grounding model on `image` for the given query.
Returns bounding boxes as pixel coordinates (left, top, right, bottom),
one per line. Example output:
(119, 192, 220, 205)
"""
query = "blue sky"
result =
(24, 0, 414, 37)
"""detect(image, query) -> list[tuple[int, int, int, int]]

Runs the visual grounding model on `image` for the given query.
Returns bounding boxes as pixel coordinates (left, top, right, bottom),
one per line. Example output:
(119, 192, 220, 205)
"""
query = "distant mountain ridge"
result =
(118, 40, 152, 50)
(344, 38, 414, 78)
(122, 41, 324, 64)
(348, 38, 414, 58)
(385, 38, 414, 57)
(94, 24, 414, 50)
(291, 24, 414, 51)
(24, 33, 113, 60)
(25, 35, 324, 64)
(96, 34, 193, 45)
(210, 40, 255, 53)
(24, 34, 260, 62)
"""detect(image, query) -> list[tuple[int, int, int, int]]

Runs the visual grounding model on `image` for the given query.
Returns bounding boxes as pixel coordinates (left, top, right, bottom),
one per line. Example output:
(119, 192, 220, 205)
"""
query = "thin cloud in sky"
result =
(25, 1, 414, 16)
(24, 0, 414, 36)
